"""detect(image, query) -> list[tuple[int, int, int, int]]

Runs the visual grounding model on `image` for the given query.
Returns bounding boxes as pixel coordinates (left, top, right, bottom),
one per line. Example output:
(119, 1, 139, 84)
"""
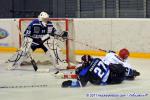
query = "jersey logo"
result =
(33, 26, 40, 33)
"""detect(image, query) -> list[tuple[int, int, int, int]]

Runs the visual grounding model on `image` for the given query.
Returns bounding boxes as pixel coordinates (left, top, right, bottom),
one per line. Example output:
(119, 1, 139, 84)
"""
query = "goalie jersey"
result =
(24, 19, 56, 39)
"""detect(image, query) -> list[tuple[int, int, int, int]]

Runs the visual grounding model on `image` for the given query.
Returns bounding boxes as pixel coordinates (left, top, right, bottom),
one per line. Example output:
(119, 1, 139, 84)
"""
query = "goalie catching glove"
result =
(60, 31, 68, 39)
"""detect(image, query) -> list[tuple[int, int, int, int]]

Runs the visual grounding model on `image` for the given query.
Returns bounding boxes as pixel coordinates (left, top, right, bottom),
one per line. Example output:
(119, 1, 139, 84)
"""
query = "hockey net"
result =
(18, 18, 76, 68)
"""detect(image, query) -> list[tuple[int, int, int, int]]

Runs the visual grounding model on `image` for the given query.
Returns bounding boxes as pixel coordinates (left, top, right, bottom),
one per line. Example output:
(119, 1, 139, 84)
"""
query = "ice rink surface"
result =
(0, 53, 150, 100)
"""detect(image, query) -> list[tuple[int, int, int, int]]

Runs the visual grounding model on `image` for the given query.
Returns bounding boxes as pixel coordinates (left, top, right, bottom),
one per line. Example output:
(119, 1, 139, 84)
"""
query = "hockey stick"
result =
(13, 19, 38, 71)
(53, 20, 107, 53)
(29, 54, 38, 71)
(67, 38, 107, 52)
(55, 33, 107, 53)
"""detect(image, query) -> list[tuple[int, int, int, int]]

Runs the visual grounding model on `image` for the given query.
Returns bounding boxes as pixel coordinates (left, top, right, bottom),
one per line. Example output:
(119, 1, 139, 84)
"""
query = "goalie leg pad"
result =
(45, 50, 57, 68)
(44, 40, 67, 69)
(8, 51, 29, 70)
(8, 37, 33, 69)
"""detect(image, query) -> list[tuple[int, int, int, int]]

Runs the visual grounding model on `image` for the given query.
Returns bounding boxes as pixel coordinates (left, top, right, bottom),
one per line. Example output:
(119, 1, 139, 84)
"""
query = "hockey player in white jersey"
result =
(102, 48, 140, 80)
(102, 48, 131, 67)
(7, 11, 68, 71)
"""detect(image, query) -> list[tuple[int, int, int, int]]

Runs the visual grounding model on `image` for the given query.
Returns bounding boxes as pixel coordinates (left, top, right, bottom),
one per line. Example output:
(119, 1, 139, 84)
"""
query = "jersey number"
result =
(26, 30, 31, 35)
(94, 61, 107, 78)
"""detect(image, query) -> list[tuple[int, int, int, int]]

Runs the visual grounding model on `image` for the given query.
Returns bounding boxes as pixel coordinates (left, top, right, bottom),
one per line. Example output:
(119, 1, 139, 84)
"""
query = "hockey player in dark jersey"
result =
(61, 55, 140, 87)
(7, 12, 68, 70)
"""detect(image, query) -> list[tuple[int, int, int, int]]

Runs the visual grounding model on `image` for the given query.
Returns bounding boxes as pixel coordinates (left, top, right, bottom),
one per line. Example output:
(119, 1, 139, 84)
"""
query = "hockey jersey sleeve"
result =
(51, 28, 67, 38)
(102, 52, 133, 68)
(24, 25, 32, 37)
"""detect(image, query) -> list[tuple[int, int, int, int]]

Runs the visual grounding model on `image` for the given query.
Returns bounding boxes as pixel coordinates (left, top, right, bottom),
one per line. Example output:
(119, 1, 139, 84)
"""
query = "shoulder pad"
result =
(30, 19, 40, 25)
(32, 19, 40, 23)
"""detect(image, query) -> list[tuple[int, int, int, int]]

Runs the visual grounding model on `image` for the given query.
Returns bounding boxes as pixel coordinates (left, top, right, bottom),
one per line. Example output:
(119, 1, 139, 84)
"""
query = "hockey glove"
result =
(125, 68, 140, 80)
(61, 80, 81, 88)
(61, 31, 68, 39)
(61, 80, 72, 87)
(132, 69, 140, 76)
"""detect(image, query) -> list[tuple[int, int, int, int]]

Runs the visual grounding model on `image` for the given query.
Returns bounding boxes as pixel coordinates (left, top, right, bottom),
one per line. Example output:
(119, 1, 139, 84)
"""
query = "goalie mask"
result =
(38, 11, 49, 26)
(119, 48, 130, 60)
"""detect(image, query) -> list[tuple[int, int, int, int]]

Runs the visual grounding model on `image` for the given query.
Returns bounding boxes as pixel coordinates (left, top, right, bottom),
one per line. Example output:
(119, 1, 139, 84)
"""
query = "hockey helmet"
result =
(119, 48, 130, 60)
(38, 11, 49, 22)
(81, 55, 93, 63)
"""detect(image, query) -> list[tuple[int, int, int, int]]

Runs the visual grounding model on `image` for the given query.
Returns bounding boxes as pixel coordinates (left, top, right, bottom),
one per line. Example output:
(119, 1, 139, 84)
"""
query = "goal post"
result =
(18, 18, 76, 68)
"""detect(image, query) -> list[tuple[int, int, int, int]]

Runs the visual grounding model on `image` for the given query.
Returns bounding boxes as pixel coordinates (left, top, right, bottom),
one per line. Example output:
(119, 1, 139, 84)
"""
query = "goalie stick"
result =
(29, 54, 38, 71)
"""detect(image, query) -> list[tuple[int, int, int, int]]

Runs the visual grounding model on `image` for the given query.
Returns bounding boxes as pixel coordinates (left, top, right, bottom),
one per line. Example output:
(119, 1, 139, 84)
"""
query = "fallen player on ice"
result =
(102, 48, 140, 80)
(61, 55, 140, 88)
